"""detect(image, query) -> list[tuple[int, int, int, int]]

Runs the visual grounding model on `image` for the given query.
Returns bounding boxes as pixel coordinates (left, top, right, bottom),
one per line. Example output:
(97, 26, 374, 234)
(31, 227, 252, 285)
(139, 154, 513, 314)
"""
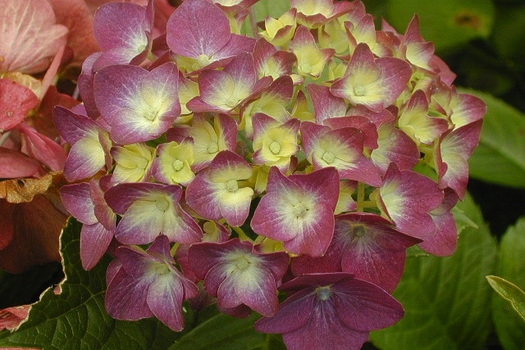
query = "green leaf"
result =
(169, 312, 268, 350)
(462, 89, 525, 188)
(0, 219, 179, 350)
(491, 217, 525, 349)
(486, 276, 525, 320)
(386, 0, 494, 51)
(370, 193, 497, 350)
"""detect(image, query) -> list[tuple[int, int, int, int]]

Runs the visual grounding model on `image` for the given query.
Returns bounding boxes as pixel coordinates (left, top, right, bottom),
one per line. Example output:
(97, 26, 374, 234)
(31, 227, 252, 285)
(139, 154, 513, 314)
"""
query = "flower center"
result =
(172, 159, 184, 171)
(353, 85, 367, 97)
(352, 224, 367, 237)
(269, 141, 281, 155)
(155, 197, 170, 211)
(233, 255, 251, 271)
(322, 151, 335, 164)
(293, 202, 309, 218)
(315, 286, 332, 301)
(226, 179, 238, 192)
(207, 143, 219, 154)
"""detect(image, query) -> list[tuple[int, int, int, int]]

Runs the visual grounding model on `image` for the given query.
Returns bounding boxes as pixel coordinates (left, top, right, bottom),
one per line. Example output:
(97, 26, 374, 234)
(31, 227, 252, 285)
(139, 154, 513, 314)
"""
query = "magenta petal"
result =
(332, 277, 404, 331)
(105, 182, 202, 244)
(80, 222, 113, 271)
(147, 270, 198, 331)
(0, 148, 42, 178)
(60, 183, 96, 224)
(251, 167, 339, 257)
(166, 0, 230, 58)
(94, 62, 180, 144)
(105, 263, 153, 320)
(93, 1, 152, 63)
(255, 288, 315, 334)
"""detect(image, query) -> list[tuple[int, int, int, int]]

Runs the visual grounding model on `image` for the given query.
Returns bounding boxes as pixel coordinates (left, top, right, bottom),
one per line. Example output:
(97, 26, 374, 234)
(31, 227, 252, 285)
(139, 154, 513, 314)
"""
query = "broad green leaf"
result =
(463, 89, 525, 188)
(169, 312, 268, 350)
(370, 193, 497, 350)
(491, 217, 525, 350)
(386, 0, 494, 51)
(0, 219, 179, 350)
(487, 276, 525, 320)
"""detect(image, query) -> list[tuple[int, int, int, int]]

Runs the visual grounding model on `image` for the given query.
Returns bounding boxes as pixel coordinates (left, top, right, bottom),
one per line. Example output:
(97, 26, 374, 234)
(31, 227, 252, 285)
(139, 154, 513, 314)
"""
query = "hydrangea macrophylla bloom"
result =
(292, 213, 421, 293)
(437, 120, 483, 199)
(397, 16, 435, 71)
(168, 114, 237, 171)
(398, 90, 449, 145)
(306, 84, 346, 124)
(330, 43, 412, 112)
(259, 9, 298, 48)
(166, 0, 255, 72)
(106, 235, 198, 331)
(289, 26, 335, 78)
(60, 178, 116, 270)
(370, 122, 420, 175)
(185, 151, 254, 227)
(53, 106, 112, 182)
(152, 139, 195, 186)
(251, 167, 339, 257)
(421, 189, 460, 256)
(291, 0, 355, 29)
(252, 114, 300, 171)
(0, 0, 67, 74)
(376, 164, 444, 240)
(110, 143, 155, 185)
(240, 75, 294, 138)
(105, 182, 202, 245)
(92, 0, 154, 67)
(187, 53, 272, 114)
(300, 122, 382, 186)
(188, 238, 290, 317)
(93, 62, 180, 144)
(255, 273, 404, 350)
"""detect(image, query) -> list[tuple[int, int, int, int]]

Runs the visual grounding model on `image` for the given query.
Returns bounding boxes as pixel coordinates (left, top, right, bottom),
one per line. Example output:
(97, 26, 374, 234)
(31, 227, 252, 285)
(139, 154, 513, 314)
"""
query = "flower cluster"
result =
(56, 0, 485, 349)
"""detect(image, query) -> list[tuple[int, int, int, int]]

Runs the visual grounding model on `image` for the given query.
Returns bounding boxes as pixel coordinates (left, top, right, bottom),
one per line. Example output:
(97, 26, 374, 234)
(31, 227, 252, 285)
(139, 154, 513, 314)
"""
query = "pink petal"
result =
(94, 62, 180, 144)
(166, 0, 230, 58)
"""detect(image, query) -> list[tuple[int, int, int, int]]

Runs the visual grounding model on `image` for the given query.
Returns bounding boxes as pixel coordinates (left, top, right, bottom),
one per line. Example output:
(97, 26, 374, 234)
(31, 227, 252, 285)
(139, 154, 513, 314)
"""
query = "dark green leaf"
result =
(370, 194, 497, 349)
(491, 218, 525, 349)
(0, 219, 180, 350)
(169, 312, 267, 350)
(462, 89, 525, 188)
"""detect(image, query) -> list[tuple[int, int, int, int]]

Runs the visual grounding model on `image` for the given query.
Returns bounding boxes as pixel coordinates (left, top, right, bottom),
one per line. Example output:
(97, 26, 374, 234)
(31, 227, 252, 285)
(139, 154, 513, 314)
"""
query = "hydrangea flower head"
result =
(53, 0, 487, 348)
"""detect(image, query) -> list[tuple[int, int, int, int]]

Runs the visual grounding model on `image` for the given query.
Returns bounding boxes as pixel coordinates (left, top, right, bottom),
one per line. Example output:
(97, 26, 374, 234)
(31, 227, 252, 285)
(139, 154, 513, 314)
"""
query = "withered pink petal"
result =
(0, 0, 68, 74)
(0, 148, 42, 179)
(0, 79, 39, 131)
(17, 123, 67, 172)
